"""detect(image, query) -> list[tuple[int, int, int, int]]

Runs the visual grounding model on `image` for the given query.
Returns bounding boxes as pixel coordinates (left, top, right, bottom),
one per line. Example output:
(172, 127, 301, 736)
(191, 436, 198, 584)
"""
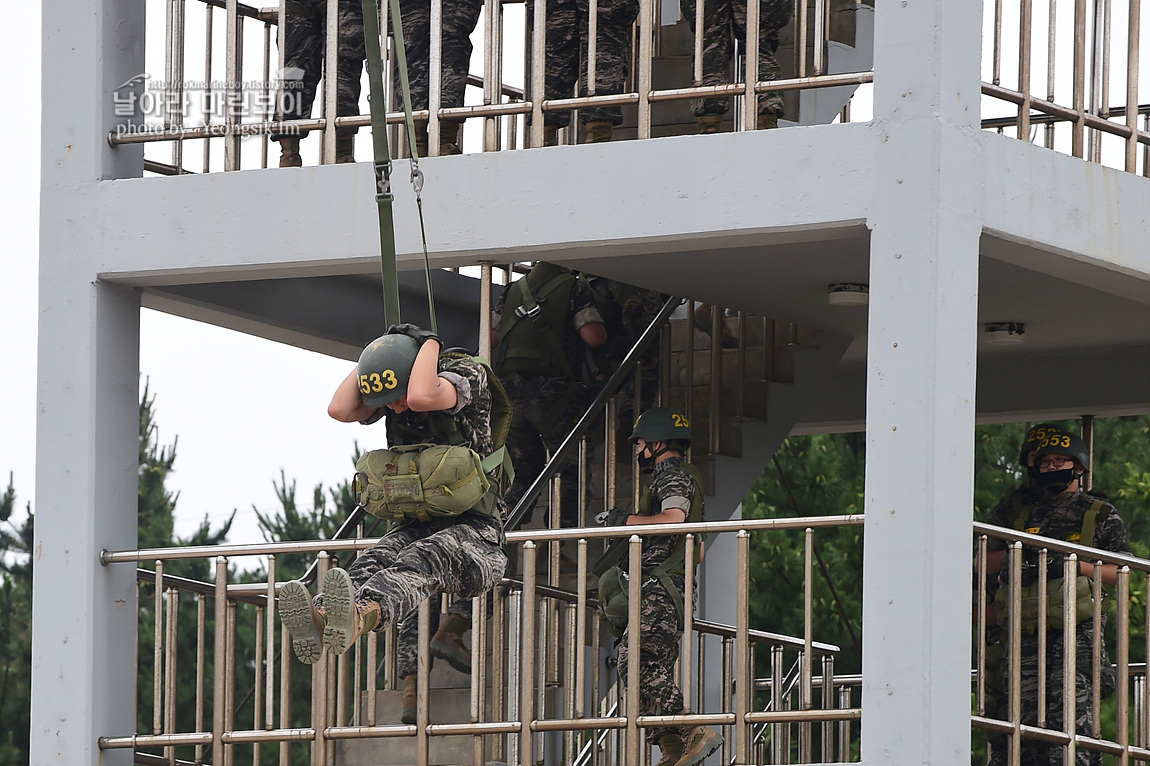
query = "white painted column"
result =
(860, 1, 983, 764)
(35, 0, 144, 764)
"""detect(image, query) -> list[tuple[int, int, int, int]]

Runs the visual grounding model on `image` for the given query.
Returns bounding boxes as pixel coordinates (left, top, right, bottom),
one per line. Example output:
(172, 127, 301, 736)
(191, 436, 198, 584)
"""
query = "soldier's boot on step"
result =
(676, 725, 724, 766)
(438, 120, 465, 155)
(320, 568, 382, 655)
(413, 122, 430, 158)
(655, 734, 684, 766)
(697, 114, 723, 134)
(543, 124, 560, 146)
(276, 136, 303, 168)
(757, 113, 779, 130)
(335, 134, 356, 163)
(400, 674, 417, 724)
(278, 580, 325, 664)
(429, 613, 472, 673)
(584, 120, 614, 143)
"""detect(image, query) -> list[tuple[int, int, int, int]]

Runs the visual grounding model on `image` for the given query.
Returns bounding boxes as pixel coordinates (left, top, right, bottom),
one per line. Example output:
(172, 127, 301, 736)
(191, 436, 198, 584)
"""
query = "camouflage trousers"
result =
(1002, 624, 1116, 766)
(394, 597, 472, 679)
(501, 372, 587, 527)
(677, 0, 793, 117)
(275, 0, 366, 137)
(526, 0, 639, 126)
(617, 577, 694, 742)
(390, 0, 483, 112)
(315, 514, 507, 632)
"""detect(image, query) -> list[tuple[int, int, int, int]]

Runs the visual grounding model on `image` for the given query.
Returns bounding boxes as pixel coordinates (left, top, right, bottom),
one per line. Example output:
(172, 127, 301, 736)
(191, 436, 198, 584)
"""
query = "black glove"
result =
(387, 323, 441, 348)
(595, 506, 631, 527)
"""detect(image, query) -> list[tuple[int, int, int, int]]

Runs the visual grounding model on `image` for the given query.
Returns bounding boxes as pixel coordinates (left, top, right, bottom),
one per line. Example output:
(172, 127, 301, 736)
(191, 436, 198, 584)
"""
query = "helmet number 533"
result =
(359, 370, 399, 394)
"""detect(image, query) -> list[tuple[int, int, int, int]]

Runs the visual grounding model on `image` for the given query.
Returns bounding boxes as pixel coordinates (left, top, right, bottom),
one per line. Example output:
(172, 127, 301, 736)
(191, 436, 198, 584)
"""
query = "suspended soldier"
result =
(678, 0, 794, 132)
(597, 407, 723, 766)
(272, 0, 367, 166)
(493, 262, 607, 527)
(277, 325, 510, 666)
(985, 430, 1128, 766)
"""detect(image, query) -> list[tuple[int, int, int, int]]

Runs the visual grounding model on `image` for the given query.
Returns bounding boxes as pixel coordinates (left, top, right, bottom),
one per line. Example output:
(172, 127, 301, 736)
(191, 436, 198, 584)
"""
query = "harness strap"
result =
(1080, 499, 1104, 549)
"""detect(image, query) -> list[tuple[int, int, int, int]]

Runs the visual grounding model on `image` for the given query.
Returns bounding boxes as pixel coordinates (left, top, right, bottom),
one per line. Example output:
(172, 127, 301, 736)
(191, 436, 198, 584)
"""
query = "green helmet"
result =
(356, 334, 420, 408)
(630, 407, 692, 446)
(1019, 423, 1067, 464)
(1032, 431, 1090, 472)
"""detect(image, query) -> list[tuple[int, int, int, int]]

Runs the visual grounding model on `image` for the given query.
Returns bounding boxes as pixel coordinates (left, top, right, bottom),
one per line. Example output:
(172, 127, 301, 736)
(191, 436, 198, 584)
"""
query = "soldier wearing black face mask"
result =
(985, 430, 1129, 766)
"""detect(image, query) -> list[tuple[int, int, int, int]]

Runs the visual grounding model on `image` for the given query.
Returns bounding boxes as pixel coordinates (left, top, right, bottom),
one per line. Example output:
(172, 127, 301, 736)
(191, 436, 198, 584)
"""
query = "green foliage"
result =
(0, 474, 33, 766)
(252, 467, 359, 580)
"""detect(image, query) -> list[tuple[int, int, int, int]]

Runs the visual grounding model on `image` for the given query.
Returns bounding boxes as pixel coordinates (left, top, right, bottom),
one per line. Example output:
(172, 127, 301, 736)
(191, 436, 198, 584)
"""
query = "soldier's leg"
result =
(336, 0, 367, 124)
(395, 0, 433, 111)
(437, 0, 483, 109)
(274, 2, 325, 163)
(617, 585, 686, 725)
(536, 387, 589, 527)
(575, 0, 639, 127)
(732, 0, 790, 123)
(680, 0, 735, 118)
(526, 0, 579, 130)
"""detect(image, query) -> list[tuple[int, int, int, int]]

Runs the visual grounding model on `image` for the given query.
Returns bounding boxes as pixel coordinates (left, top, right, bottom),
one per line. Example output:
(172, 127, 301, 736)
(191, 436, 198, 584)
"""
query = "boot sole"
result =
(321, 568, 357, 656)
(677, 729, 724, 766)
(279, 581, 322, 665)
(429, 638, 472, 674)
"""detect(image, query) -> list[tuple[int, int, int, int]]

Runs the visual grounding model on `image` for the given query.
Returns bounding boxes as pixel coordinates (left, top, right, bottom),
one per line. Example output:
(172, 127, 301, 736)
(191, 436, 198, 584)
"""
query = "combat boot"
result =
(429, 613, 472, 673)
(543, 124, 560, 147)
(584, 120, 614, 143)
(697, 114, 723, 134)
(676, 724, 724, 766)
(438, 120, 465, 155)
(278, 580, 325, 664)
(655, 734, 684, 766)
(400, 674, 417, 724)
(413, 122, 430, 158)
(277, 136, 303, 168)
(321, 568, 383, 656)
(757, 113, 780, 130)
(335, 134, 356, 163)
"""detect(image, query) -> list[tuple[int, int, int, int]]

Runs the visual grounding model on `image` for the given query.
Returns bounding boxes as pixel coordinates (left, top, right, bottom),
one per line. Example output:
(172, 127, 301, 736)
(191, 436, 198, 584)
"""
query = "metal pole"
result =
(1118, 568, 1131, 766)
(429, 0, 444, 154)
(709, 308, 722, 454)
(1082, 414, 1095, 491)
(626, 536, 643, 764)
(417, 599, 431, 766)
(637, 0, 654, 137)
(204, 3, 216, 172)
(530, 0, 546, 147)
(165, 588, 179, 766)
(225, 0, 242, 169)
(1019, 0, 1034, 138)
(1125, 0, 1141, 172)
(520, 543, 538, 766)
(1073, 0, 1088, 157)
(994, 0, 1004, 85)
(254, 604, 264, 766)
(154, 561, 165, 736)
(213, 557, 229, 766)
(266, 556, 277, 731)
(1046, 0, 1058, 148)
(800, 529, 814, 763)
(196, 593, 207, 766)
(322, 0, 340, 163)
(483, 0, 501, 151)
(736, 531, 750, 763)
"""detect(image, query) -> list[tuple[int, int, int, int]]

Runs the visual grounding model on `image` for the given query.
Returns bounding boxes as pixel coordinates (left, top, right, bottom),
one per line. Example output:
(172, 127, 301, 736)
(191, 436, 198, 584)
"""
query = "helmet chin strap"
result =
(637, 440, 676, 469)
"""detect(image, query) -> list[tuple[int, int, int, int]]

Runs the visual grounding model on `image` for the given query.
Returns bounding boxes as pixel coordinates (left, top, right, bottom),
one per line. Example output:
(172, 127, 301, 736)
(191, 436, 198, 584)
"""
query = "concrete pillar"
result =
(860, 1, 983, 764)
(35, 0, 144, 763)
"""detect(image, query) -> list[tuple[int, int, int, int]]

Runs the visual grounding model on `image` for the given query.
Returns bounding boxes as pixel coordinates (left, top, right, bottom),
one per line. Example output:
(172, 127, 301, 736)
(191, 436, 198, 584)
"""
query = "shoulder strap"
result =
(1080, 499, 1104, 549)
(1011, 491, 1032, 531)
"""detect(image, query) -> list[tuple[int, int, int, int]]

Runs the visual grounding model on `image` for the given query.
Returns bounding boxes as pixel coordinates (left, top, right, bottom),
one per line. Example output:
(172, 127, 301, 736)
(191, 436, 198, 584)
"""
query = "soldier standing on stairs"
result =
(493, 262, 607, 527)
(678, 0, 794, 133)
(393, 599, 472, 724)
(600, 407, 724, 766)
(277, 324, 509, 668)
(527, 0, 639, 145)
(272, 0, 367, 166)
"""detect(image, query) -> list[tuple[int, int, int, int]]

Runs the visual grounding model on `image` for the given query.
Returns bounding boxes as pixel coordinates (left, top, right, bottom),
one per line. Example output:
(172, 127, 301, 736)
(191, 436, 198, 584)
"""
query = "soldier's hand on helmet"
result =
(595, 506, 631, 527)
(386, 323, 441, 348)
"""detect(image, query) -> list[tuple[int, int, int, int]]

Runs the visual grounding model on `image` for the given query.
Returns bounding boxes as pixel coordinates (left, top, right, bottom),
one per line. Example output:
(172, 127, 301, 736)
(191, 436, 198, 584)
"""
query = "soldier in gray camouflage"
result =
(610, 407, 723, 766)
(527, 0, 639, 143)
(273, 0, 367, 165)
(493, 264, 607, 527)
(278, 325, 508, 666)
(677, 0, 794, 131)
(986, 433, 1128, 766)
(391, 0, 483, 154)
(393, 596, 472, 723)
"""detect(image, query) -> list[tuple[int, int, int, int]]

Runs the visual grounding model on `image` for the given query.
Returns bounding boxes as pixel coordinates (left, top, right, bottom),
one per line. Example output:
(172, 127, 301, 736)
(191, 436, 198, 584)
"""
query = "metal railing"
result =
(973, 522, 1150, 765)
(110, 0, 874, 171)
(99, 516, 864, 766)
(981, 0, 1150, 175)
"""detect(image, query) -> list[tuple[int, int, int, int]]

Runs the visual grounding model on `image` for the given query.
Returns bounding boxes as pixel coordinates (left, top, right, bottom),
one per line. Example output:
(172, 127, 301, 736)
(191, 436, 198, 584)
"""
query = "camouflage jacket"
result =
(638, 456, 697, 571)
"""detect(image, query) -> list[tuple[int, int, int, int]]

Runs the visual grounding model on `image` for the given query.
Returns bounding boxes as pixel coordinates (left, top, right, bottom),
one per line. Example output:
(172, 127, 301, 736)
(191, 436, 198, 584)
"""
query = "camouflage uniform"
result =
(495, 275, 604, 527)
(616, 456, 698, 742)
(316, 355, 509, 629)
(526, 0, 639, 127)
(391, 0, 483, 111)
(677, 0, 793, 118)
(274, 0, 366, 138)
(395, 597, 471, 678)
(988, 490, 1129, 766)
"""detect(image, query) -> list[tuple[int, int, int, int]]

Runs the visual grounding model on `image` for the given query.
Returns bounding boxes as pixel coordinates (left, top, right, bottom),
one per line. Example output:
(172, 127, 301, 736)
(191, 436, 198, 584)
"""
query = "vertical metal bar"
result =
(213, 558, 228, 766)
(799, 530, 813, 764)
(165, 0, 176, 143)
(530, 0, 546, 147)
(764, 318, 776, 381)
(365, 626, 377, 725)
(279, 612, 292, 766)
(735, 312, 746, 418)
(266, 556, 277, 731)
(813, 0, 827, 75)
(175, 0, 188, 171)
(520, 543, 538, 766)
(994, 0, 1004, 85)
(693, 0, 704, 85)
(637, 0, 654, 138)
(276, 0, 287, 166)
(226, 601, 238, 766)
(1007, 543, 1022, 765)
(429, 0, 444, 154)
(1125, 0, 1141, 173)
(322, 0, 339, 163)
(1064, 554, 1078, 765)
(685, 301, 696, 429)
(262, 21, 272, 169)
(417, 599, 431, 766)
(312, 552, 330, 766)
(1037, 548, 1048, 727)
(196, 593, 207, 766)
(473, 593, 487, 766)
(564, 603, 577, 764)
(838, 685, 851, 759)
(1073, 0, 1088, 157)
(1090, 0, 1112, 162)
(1019, 0, 1034, 138)
(696, 633, 706, 720)
(225, 0, 242, 169)
(1046, 0, 1058, 148)
(479, 261, 494, 358)
(483, 0, 501, 151)
(576, 538, 588, 719)
(976, 535, 989, 715)
(626, 535, 643, 764)
(1117, 567, 1130, 766)
(165, 588, 179, 766)
(709, 308, 722, 455)
(744, 0, 760, 130)
(154, 561, 165, 735)
(1145, 572, 1150, 749)
(588, 0, 599, 97)
(736, 531, 750, 763)
(720, 636, 732, 764)
(1091, 562, 1104, 736)
(771, 645, 784, 764)
(203, 4, 215, 173)
(821, 655, 834, 763)
(338, 642, 351, 729)
(798, 0, 810, 79)
(494, 585, 508, 764)
(254, 604, 265, 766)
(682, 534, 696, 708)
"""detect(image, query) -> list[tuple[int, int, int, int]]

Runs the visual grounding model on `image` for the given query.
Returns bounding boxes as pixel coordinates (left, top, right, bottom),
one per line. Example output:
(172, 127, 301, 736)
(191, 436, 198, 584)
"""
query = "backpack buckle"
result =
(515, 303, 542, 319)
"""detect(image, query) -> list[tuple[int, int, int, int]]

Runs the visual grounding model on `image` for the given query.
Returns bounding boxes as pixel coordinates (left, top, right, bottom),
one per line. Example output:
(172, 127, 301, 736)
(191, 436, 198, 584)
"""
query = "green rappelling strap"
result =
(360, 0, 438, 334)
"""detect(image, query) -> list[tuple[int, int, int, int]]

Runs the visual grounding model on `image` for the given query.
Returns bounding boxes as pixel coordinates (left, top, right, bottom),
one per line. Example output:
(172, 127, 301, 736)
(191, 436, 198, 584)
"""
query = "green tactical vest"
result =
(493, 262, 578, 379)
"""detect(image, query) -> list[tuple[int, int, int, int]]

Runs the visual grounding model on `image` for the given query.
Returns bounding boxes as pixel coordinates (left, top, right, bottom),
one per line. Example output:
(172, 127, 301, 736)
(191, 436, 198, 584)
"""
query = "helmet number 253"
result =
(359, 370, 399, 395)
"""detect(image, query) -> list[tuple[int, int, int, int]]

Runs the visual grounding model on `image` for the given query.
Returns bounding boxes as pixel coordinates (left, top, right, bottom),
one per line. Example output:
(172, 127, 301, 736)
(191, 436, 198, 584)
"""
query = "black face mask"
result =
(1037, 468, 1078, 494)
